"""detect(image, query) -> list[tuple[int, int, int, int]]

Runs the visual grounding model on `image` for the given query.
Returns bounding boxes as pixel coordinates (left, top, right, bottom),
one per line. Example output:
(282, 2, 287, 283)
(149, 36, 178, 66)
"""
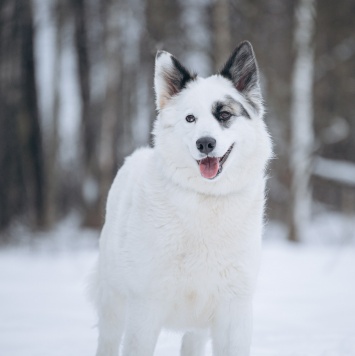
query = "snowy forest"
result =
(1, 1, 355, 355)
(1, 0, 355, 243)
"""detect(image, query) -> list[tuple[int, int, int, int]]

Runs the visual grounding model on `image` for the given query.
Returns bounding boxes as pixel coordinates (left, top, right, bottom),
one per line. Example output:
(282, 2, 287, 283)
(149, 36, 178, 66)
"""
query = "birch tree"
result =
(212, 0, 231, 70)
(98, 0, 122, 216)
(43, 0, 64, 227)
(72, 0, 100, 226)
(289, 0, 316, 242)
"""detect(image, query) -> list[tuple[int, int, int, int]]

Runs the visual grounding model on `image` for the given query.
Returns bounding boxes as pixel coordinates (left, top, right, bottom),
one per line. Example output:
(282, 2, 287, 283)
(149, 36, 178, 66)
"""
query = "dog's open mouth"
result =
(196, 144, 234, 180)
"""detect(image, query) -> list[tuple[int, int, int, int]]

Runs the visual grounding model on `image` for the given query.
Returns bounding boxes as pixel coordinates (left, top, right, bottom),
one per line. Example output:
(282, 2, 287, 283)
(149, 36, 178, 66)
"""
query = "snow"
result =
(0, 249, 97, 356)
(253, 244, 355, 356)
(313, 156, 355, 186)
(266, 214, 355, 245)
(1, 225, 355, 355)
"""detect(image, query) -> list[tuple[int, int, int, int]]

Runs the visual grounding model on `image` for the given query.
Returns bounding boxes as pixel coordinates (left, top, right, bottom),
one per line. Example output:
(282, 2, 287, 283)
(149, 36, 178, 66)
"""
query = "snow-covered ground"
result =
(1, 223, 355, 356)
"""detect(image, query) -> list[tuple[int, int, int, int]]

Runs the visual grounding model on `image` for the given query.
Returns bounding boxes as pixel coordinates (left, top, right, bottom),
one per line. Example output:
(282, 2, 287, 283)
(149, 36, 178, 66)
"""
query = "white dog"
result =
(90, 41, 272, 356)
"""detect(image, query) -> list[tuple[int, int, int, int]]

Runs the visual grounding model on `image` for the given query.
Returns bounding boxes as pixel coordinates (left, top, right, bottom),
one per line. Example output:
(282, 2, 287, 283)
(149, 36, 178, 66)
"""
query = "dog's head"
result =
(153, 41, 272, 195)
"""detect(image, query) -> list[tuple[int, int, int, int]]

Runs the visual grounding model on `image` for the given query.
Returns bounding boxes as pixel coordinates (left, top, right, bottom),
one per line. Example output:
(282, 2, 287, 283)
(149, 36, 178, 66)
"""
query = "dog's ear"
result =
(220, 41, 262, 114)
(154, 50, 195, 110)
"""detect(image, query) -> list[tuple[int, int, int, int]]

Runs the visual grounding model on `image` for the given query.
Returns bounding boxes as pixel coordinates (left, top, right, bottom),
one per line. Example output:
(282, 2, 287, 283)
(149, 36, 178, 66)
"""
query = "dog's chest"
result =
(162, 225, 255, 328)
(170, 219, 252, 297)
(126, 182, 263, 328)
(151, 193, 258, 326)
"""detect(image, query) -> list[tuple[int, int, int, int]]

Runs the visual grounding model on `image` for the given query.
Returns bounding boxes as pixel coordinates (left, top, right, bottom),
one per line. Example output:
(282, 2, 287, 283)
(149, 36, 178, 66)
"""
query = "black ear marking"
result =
(163, 56, 196, 98)
(220, 41, 259, 95)
(155, 50, 197, 110)
(219, 41, 264, 116)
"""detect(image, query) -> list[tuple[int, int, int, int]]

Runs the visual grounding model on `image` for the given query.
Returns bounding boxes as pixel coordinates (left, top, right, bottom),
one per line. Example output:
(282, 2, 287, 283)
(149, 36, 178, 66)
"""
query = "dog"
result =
(90, 41, 272, 356)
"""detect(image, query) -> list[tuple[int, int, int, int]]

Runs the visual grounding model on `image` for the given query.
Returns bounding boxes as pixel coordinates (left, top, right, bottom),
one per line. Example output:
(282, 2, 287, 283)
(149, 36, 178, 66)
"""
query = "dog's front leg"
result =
(180, 330, 209, 356)
(211, 298, 253, 356)
(121, 298, 164, 356)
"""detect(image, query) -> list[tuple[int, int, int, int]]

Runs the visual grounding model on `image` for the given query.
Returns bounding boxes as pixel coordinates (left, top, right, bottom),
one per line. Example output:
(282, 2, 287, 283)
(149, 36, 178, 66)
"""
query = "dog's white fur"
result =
(90, 42, 272, 356)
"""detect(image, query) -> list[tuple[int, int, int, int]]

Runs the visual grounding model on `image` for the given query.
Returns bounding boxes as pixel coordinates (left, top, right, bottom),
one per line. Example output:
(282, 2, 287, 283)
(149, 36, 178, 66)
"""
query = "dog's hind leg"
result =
(95, 292, 126, 356)
(180, 330, 208, 356)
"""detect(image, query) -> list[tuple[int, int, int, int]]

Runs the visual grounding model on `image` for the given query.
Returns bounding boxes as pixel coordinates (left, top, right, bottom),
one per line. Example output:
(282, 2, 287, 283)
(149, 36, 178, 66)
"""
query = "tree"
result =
(97, 0, 123, 216)
(72, 0, 101, 226)
(43, 0, 65, 227)
(289, 0, 316, 242)
(0, 0, 45, 231)
(212, 0, 231, 70)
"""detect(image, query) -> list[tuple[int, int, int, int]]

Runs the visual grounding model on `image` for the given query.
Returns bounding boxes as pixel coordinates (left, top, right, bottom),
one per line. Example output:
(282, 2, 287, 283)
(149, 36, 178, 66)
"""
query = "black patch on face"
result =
(163, 56, 197, 98)
(212, 95, 250, 128)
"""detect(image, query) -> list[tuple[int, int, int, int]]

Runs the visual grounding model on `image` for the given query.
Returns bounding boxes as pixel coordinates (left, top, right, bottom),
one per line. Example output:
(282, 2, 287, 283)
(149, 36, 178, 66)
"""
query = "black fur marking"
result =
(163, 56, 196, 99)
(241, 106, 250, 119)
(220, 41, 259, 95)
(212, 95, 250, 128)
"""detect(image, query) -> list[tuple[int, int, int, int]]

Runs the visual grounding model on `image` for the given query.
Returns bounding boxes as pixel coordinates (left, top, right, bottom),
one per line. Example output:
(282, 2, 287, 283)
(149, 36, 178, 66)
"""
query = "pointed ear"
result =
(220, 41, 262, 113)
(154, 50, 195, 110)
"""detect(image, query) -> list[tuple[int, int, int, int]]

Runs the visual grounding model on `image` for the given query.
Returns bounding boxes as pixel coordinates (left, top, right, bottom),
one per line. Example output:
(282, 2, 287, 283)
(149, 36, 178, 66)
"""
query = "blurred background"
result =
(1, 1, 355, 355)
(1, 0, 355, 243)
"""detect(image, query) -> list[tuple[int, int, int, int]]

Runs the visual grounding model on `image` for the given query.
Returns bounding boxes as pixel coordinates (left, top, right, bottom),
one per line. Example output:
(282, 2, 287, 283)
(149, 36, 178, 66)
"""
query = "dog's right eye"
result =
(218, 111, 232, 121)
(185, 115, 196, 123)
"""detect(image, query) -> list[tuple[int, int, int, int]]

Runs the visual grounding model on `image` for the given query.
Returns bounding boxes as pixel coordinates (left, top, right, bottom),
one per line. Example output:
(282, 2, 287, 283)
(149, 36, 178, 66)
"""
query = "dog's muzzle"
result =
(197, 144, 234, 179)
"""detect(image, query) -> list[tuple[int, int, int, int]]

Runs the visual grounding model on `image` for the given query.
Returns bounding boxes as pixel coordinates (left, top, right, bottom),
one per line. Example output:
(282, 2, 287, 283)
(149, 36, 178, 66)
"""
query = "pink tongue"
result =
(199, 157, 220, 179)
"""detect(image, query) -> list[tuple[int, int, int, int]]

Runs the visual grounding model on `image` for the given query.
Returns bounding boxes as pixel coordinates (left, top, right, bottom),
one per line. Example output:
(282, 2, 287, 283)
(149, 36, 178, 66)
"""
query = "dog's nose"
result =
(196, 137, 216, 154)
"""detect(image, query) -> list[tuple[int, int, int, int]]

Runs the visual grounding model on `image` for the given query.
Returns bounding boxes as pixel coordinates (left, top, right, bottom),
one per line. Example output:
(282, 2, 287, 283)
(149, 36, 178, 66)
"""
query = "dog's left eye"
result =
(219, 111, 232, 121)
(185, 115, 196, 123)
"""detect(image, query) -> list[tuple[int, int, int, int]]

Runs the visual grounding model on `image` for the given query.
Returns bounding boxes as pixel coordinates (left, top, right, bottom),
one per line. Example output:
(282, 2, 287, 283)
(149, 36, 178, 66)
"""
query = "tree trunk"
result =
(72, 0, 100, 226)
(43, 0, 64, 227)
(212, 0, 232, 70)
(97, 0, 122, 217)
(0, 0, 45, 232)
(289, 0, 316, 242)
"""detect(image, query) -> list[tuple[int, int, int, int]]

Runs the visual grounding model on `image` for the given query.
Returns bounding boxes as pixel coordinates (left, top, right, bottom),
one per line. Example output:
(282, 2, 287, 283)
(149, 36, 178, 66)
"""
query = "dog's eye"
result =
(219, 111, 232, 121)
(185, 114, 196, 123)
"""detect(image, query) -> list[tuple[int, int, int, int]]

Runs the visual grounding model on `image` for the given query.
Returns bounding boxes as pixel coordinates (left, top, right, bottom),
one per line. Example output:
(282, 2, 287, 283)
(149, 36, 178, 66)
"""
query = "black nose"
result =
(196, 137, 216, 154)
